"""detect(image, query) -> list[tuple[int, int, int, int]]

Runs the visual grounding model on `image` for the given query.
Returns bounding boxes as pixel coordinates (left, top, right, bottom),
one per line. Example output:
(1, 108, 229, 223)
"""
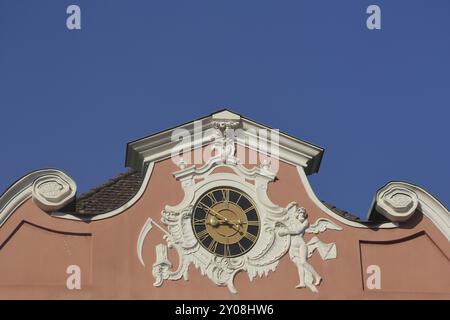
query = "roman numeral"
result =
(235, 194, 242, 205)
(208, 240, 219, 253)
(224, 243, 231, 257)
(197, 202, 211, 213)
(244, 206, 255, 214)
(221, 189, 229, 202)
(206, 192, 218, 205)
(244, 232, 258, 243)
(238, 242, 246, 253)
(193, 218, 206, 226)
(196, 229, 210, 241)
(247, 220, 259, 226)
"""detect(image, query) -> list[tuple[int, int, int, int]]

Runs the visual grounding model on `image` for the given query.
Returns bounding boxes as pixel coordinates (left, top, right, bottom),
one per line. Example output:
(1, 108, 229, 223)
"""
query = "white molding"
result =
(51, 162, 155, 221)
(0, 169, 76, 227)
(0, 163, 154, 226)
(126, 109, 323, 175)
(373, 182, 450, 241)
(295, 165, 398, 229)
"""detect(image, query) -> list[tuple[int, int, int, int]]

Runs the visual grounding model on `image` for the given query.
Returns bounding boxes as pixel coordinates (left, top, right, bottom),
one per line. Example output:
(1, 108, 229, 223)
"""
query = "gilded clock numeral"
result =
(244, 232, 258, 243)
(235, 194, 242, 205)
(244, 206, 255, 214)
(206, 192, 218, 205)
(247, 220, 259, 226)
(208, 240, 219, 253)
(197, 229, 210, 242)
(224, 243, 231, 257)
(221, 189, 229, 202)
(238, 242, 246, 253)
(197, 202, 212, 213)
(193, 218, 206, 226)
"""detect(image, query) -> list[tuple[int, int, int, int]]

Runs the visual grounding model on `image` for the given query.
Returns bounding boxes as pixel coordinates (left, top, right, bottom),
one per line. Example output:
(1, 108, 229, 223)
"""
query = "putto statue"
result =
(278, 205, 341, 293)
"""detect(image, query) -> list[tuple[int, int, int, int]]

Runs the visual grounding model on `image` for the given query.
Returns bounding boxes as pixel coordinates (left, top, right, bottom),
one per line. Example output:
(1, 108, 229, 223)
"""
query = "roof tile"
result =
(74, 170, 143, 215)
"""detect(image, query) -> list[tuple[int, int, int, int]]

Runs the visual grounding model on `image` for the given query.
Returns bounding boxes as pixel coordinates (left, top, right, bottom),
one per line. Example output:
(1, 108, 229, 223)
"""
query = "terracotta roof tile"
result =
(74, 170, 144, 215)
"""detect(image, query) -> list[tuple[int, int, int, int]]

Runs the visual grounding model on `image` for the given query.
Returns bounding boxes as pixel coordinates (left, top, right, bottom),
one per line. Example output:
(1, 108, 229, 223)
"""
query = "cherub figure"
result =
(278, 207, 322, 291)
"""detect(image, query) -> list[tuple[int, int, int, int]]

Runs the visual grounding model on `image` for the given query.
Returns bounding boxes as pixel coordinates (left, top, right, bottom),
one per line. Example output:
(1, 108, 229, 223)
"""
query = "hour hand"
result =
(207, 215, 223, 227)
(226, 219, 242, 226)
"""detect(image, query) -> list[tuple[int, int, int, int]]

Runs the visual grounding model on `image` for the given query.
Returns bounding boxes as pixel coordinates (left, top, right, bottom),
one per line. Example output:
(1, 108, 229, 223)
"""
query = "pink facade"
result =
(0, 110, 448, 299)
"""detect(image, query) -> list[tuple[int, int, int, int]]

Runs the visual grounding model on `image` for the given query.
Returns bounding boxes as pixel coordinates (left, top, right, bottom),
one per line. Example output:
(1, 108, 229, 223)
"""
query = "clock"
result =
(192, 187, 260, 257)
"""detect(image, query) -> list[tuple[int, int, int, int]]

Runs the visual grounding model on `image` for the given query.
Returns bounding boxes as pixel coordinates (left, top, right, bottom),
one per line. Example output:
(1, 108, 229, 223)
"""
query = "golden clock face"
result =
(192, 187, 260, 257)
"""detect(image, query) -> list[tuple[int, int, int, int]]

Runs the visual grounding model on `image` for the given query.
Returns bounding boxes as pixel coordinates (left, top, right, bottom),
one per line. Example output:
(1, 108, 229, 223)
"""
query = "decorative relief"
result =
(32, 173, 77, 212)
(212, 119, 240, 131)
(376, 185, 419, 222)
(137, 128, 342, 294)
(278, 205, 341, 292)
(211, 110, 241, 132)
(211, 127, 237, 164)
(210, 113, 240, 164)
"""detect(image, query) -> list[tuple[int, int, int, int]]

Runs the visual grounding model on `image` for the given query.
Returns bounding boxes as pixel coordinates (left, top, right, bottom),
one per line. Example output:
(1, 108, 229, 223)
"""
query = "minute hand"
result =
(199, 203, 228, 221)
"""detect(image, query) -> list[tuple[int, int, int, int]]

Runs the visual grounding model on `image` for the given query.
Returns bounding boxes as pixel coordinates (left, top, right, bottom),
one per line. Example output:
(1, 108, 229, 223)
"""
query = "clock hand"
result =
(199, 202, 245, 231)
(200, 203, 229, 222)
(223, 219, 244, 233)
(226, 219, 242, 226)
(206, 215, 231, 227)
(201, 204, 243, 233)
(206, 217, 242, 234)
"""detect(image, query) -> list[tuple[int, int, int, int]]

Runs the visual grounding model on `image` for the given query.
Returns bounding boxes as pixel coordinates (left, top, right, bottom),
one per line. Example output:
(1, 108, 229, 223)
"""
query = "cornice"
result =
(126, 109, 324, 175)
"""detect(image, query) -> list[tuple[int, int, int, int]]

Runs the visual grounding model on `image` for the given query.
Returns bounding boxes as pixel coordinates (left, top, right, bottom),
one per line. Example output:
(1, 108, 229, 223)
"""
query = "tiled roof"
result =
(74, 170, 144, 215)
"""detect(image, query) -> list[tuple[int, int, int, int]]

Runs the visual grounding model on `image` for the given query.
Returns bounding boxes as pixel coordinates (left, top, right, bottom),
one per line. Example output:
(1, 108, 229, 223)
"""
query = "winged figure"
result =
(278, 205, 342, 293)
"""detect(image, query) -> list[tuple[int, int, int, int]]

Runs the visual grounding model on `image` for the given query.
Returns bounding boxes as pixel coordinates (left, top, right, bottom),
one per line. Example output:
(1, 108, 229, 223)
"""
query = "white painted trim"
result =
(0, 169, 76, 227)
(295, 166, 398, 229)
(373, 182, 450, 241)
(51, 162, 155, 221)
(126, 110, 324, 175)
(0, 163, 154, 227)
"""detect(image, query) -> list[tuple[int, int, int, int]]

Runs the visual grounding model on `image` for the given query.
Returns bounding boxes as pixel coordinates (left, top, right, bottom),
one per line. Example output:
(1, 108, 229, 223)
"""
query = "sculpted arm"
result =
(278, 221, 308, 237)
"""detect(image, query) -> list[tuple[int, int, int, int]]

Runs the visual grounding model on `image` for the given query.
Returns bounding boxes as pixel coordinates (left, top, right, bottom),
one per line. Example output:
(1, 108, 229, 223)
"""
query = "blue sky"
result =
(0, 0, 449, 218)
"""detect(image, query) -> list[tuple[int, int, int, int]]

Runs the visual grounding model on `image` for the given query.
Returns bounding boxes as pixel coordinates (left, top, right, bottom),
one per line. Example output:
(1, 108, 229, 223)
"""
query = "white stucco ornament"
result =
(137, 118, 342, 294)
(376, 185, 419, 222)
(32, 173, 77, 212)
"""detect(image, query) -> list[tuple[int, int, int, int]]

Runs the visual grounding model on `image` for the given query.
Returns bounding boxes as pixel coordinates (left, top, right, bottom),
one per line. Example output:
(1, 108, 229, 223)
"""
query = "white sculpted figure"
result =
(211, 128, 236, 163)
(278, 205, 341, 293)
